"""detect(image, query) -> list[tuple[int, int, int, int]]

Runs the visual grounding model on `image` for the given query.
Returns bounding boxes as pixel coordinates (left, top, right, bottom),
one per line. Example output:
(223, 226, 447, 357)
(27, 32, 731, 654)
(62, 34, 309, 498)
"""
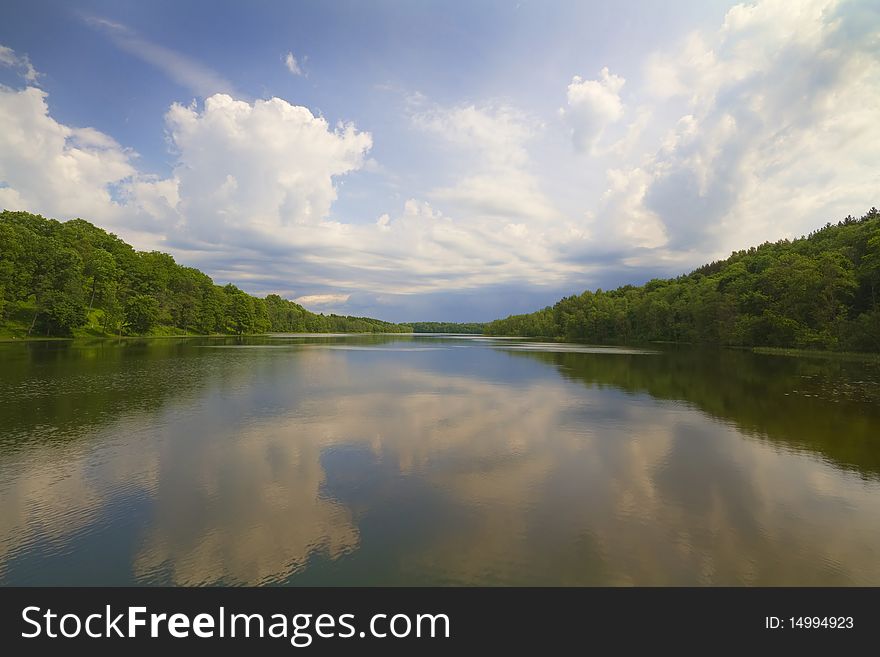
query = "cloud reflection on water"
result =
(0, 339, 878, 585)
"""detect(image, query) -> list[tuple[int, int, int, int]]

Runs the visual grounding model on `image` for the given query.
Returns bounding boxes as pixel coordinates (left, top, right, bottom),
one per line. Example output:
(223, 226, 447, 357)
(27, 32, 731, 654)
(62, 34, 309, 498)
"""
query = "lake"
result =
(1, 334, 879, 585)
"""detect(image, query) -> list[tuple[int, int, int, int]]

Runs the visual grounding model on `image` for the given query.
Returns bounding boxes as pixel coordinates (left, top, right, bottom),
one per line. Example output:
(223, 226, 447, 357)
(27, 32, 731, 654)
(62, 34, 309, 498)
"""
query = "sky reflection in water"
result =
(0, 335, 878, 585)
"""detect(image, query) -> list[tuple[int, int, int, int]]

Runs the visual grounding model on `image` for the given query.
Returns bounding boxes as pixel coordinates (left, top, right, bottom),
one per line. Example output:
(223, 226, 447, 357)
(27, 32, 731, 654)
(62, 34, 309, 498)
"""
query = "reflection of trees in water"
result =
(2, 339, 880, 586)
(0, 339, 237, 450)
(0, 342, 366, 584)
(0, 335, 413, 451)
(505, 347, 880, 477)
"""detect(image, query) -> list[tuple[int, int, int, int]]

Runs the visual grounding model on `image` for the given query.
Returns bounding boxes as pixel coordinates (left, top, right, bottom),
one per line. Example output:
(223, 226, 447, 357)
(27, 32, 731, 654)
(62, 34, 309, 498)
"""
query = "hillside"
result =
(0, 211, 411, 338)
(485, 208, 880, 352)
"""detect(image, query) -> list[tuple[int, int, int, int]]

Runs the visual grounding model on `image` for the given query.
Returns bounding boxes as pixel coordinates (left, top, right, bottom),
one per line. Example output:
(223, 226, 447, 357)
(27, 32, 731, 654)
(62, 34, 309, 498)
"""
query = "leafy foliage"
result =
(409, 322, 486, 334)
(486, 208, 880, 352)
(0, 211, 412, 337)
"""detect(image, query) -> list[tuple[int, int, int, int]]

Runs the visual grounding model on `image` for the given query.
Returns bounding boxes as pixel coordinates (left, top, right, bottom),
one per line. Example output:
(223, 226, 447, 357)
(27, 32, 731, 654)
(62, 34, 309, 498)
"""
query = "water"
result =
(1, 334, 879, 586)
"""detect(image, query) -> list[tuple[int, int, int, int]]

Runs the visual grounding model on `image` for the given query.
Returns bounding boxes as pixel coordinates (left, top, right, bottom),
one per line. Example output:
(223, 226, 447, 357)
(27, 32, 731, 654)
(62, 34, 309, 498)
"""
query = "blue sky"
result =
(1, 0, 878, 321)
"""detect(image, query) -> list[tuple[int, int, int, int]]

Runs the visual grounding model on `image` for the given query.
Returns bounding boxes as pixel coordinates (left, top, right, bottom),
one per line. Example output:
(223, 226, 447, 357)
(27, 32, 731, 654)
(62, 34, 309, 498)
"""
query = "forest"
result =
(486, 208, 880, 352)
(409, 322, 486, 334)
(5, 208, 880, 348)
(0, 211, 410, 337)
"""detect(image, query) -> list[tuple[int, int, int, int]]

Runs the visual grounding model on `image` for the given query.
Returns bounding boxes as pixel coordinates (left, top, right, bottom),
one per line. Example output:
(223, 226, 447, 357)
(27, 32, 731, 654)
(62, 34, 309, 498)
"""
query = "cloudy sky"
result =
(1, 0, 878, 321)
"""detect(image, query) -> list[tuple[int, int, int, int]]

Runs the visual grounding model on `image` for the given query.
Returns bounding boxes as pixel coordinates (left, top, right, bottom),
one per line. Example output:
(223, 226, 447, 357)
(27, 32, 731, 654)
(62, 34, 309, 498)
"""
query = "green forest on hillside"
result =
(486, 208, 880, 352)
(5, 208, 880, 348)
(0, 211, 411, 338)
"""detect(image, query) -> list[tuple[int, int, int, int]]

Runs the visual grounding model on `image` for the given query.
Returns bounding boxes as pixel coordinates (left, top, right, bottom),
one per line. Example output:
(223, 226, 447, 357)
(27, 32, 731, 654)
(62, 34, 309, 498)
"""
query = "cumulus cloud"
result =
(593, 0, 880, 260)
(1, 78, 579, 307)
(0, 86, 135, 221)
(163, 94, 372, 247)
(284, 51, 304, 76)
(0, 44, 39, 83)
(0, 84, 180, 249)
(562, 67, 625, 153)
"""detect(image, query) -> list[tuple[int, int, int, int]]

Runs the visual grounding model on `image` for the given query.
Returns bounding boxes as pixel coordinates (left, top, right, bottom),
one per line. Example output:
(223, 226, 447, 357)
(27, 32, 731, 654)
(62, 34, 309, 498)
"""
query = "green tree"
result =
(226, 288, 254, 335)
(860, 234, 880, 310)
(124, 294, 160, 334)
(486, 208, 880, 352)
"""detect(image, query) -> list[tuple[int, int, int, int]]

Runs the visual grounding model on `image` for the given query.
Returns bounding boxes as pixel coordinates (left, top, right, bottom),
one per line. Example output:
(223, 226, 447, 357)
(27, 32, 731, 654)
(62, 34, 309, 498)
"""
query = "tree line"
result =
(0, 211, 411, 337)
(486, 208, 880, 352)
(409, 322, 486, 334)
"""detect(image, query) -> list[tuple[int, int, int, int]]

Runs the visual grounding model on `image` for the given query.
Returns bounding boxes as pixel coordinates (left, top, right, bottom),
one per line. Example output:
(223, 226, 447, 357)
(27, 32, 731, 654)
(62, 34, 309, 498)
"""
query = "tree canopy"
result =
(486, 208, 880, 352)
(408, 322, 486, 334)
(0, 211, 411, 337)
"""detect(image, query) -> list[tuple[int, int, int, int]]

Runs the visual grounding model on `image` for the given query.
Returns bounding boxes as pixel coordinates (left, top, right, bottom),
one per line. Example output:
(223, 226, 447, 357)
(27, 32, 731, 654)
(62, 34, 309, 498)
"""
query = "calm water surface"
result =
(1, 334, 879, 585)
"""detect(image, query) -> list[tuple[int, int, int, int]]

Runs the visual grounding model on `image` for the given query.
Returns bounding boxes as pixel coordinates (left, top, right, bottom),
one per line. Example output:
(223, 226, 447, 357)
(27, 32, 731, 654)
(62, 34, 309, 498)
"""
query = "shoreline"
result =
(4, 333, 879, 360)
(0, 331, 415, 343)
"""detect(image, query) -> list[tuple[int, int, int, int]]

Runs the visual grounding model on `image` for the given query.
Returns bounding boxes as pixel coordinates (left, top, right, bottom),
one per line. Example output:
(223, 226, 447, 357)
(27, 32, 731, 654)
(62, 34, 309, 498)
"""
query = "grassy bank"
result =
(0, 302, 203, 341)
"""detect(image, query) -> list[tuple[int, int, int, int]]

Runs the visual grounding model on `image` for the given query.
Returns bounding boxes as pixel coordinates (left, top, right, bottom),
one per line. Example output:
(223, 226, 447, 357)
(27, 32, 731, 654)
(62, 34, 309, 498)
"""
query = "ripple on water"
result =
(499, 342, 659, 355)
(787, 373, 880, 404)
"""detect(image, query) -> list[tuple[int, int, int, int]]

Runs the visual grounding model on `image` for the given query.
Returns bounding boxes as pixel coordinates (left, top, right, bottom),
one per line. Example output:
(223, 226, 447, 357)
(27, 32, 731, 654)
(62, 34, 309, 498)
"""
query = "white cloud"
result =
(644, 33, 718, 103)
(86, 17, 234, 97)
(599, 167, 667, 249)
(562, 67, 625, 154)
(412, 101, 558, 222)
(430, 171, 555, 222)
(0, 44, 39, 83)
(284, 51, 304, 76)
(294, 293, 351, 307)
(4, 0, 879, 318)
(0, 86, 135, 221)
(376, 213, 391, 231)
(413, 103, 534, 168)
(593, 0, 880, 261)
(0, 82, 584, 301)
(153, 96, 567, 290)
(163, 93, 372, 244)
(0, 84, 177, 249)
